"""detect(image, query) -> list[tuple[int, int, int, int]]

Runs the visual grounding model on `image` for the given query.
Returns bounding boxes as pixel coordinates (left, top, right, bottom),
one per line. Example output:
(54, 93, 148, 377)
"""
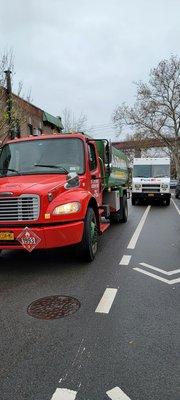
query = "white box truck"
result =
(132, 157, 171, 206)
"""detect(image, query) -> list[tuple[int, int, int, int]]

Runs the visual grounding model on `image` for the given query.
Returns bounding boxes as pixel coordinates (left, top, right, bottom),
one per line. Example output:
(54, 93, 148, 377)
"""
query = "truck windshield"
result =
(133, 164, 170, 178)
(0, 138, 85, 176)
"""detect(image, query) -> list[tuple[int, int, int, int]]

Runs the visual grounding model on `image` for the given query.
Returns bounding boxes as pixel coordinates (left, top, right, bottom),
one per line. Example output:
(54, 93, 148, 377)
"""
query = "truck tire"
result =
(79, 207, 98, 262)
(121, 194, 128, 222)
(110, 194, 128, 223)
(165, 198, 170, 206)
(131, 194, 136, 206)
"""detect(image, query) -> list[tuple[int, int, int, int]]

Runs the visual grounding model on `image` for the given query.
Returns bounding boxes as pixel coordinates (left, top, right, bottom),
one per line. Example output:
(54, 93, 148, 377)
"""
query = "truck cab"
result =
(0, 133, 128, 260)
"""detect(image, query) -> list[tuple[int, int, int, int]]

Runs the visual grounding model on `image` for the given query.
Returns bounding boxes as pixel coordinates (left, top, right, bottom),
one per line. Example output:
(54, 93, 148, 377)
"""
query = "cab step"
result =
(98, 204, 110, 219)
(100, 221, 110, 234)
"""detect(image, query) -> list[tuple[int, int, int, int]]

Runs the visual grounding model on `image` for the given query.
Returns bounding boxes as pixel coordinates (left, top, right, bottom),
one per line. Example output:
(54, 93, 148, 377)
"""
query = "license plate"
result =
(0, 232, 14, 240)
(148, 193, 154, 197)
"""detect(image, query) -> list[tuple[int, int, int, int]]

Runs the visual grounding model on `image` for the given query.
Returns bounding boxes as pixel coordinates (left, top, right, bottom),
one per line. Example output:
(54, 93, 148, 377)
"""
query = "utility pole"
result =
(4, 69, 14, 140)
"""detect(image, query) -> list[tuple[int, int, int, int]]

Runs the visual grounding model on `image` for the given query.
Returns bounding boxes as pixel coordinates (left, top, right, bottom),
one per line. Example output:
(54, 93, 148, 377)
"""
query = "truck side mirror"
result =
(64, 172, 80, 189)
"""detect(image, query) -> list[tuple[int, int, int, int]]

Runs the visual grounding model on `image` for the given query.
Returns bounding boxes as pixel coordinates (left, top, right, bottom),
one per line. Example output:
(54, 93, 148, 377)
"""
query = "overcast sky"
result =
(0, 0, 180, 139)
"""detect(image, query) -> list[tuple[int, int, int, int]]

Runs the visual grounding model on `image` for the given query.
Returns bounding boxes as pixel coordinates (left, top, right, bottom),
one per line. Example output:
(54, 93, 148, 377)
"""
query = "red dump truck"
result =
(0, 133, 129, 261)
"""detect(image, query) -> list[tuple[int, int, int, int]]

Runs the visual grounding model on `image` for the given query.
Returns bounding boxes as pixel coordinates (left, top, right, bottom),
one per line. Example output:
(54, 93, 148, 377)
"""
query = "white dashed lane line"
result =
(119, 255, 132, 265)
(51, 388, 77, 400)
(95, 288, 118, 314)
(171, 198, 180, 215)
(127, 205, 151, 250)
(106, 386, 131, 399)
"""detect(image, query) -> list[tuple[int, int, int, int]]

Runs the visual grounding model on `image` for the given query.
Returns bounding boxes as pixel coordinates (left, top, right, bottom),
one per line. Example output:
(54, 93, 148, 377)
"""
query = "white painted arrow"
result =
(106, 386, 131, 400)
(134, 267, 180, 284)
(140, 262, 180, 275)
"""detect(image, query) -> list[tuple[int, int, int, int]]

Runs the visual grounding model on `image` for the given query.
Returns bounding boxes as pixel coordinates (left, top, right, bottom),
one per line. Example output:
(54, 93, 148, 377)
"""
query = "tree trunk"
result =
(173, 152, 180, 179)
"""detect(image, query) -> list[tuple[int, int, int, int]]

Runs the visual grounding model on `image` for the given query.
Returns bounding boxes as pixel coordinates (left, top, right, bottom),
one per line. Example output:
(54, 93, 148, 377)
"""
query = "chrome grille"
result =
(142, 184, 160, 188)
(0, 195, 40, 221)
(142, 184, 160, 193)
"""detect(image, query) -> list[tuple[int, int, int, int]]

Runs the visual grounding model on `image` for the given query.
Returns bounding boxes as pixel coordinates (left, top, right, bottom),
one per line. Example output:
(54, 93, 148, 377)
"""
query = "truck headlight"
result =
(53, 202, 81, 215)
(161, 183, 168, 189)
(135, 184, 141, 189)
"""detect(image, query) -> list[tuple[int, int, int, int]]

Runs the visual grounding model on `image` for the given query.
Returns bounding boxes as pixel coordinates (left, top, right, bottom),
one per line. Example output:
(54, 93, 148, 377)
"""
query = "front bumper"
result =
(0, 221, 84, 251)
(132, 192, 171, 200)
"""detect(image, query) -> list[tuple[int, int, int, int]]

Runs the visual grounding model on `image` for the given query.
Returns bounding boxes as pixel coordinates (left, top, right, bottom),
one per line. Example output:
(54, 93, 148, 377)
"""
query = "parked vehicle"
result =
(175, 180, 180, 198)
(0, 133, 129, 261)
(170, 179, 178, 189)
(132, 157, 171, 206)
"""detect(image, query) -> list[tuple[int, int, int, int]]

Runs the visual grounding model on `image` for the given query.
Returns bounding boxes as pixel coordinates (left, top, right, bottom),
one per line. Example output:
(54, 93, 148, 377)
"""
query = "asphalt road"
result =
(0, 196, 179, 400)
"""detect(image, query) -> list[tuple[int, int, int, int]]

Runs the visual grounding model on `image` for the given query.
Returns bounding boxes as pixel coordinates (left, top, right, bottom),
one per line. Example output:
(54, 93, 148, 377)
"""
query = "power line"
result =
(89, 125, 117, 131)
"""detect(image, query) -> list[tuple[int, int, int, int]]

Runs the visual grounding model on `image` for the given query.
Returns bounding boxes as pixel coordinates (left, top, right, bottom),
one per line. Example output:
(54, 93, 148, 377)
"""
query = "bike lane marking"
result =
(133, 267, 180, 284)
(140, 262, 180, 275)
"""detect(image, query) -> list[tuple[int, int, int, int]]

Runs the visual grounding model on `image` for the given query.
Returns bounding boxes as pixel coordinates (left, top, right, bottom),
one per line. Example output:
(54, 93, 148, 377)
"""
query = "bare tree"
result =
(0, 50, 14, 135)
(0, 49, 32, 140)
(113, 56, 180, 178)
(61, 107, 88, 133)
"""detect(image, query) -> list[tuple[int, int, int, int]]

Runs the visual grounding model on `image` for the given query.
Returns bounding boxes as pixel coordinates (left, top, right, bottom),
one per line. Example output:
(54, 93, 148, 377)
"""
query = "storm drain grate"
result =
(27, 295, 81, 320)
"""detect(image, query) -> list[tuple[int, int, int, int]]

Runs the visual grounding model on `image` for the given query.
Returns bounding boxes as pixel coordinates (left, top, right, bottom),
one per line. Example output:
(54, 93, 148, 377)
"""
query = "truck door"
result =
(88, 142, 102, 206)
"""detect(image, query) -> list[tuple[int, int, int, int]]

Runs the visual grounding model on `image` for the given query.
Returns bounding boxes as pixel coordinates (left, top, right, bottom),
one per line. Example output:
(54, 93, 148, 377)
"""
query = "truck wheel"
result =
(79, 207, 98, 262)
(131, 194, 136, 205)
(110, 210, 121, 223)
(121, 194, 128, 222)
(165, 198, 170, 206)
(110, 195, 128, 223)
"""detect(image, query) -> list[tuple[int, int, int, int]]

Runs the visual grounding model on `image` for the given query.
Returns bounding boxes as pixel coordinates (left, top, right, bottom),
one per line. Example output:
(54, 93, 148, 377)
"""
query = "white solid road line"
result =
(95, 288, 118, 314)
(171, 198, 180, 215)
(134, 267, 180, 285)
(140, 262, 180, 275)
(51, 388, 77, 400)
(119, 255, 132, 265)
(106, 386, 131, 400)
(127, 205, 151, 250)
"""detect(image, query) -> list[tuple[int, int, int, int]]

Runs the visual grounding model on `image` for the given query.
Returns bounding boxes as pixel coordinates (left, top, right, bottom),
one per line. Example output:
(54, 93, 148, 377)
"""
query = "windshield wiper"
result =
(135, 176, 148, 178)
(34, 164, 68, 174)
(0, 168, 21, 175)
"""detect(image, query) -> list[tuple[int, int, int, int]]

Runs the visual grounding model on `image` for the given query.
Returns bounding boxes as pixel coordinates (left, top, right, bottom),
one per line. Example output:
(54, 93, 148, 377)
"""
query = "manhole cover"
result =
(27, 295, 81, 320)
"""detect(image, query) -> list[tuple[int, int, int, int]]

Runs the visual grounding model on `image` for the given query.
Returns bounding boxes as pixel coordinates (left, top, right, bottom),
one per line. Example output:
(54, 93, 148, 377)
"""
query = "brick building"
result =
(0, 86, 63, 140)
